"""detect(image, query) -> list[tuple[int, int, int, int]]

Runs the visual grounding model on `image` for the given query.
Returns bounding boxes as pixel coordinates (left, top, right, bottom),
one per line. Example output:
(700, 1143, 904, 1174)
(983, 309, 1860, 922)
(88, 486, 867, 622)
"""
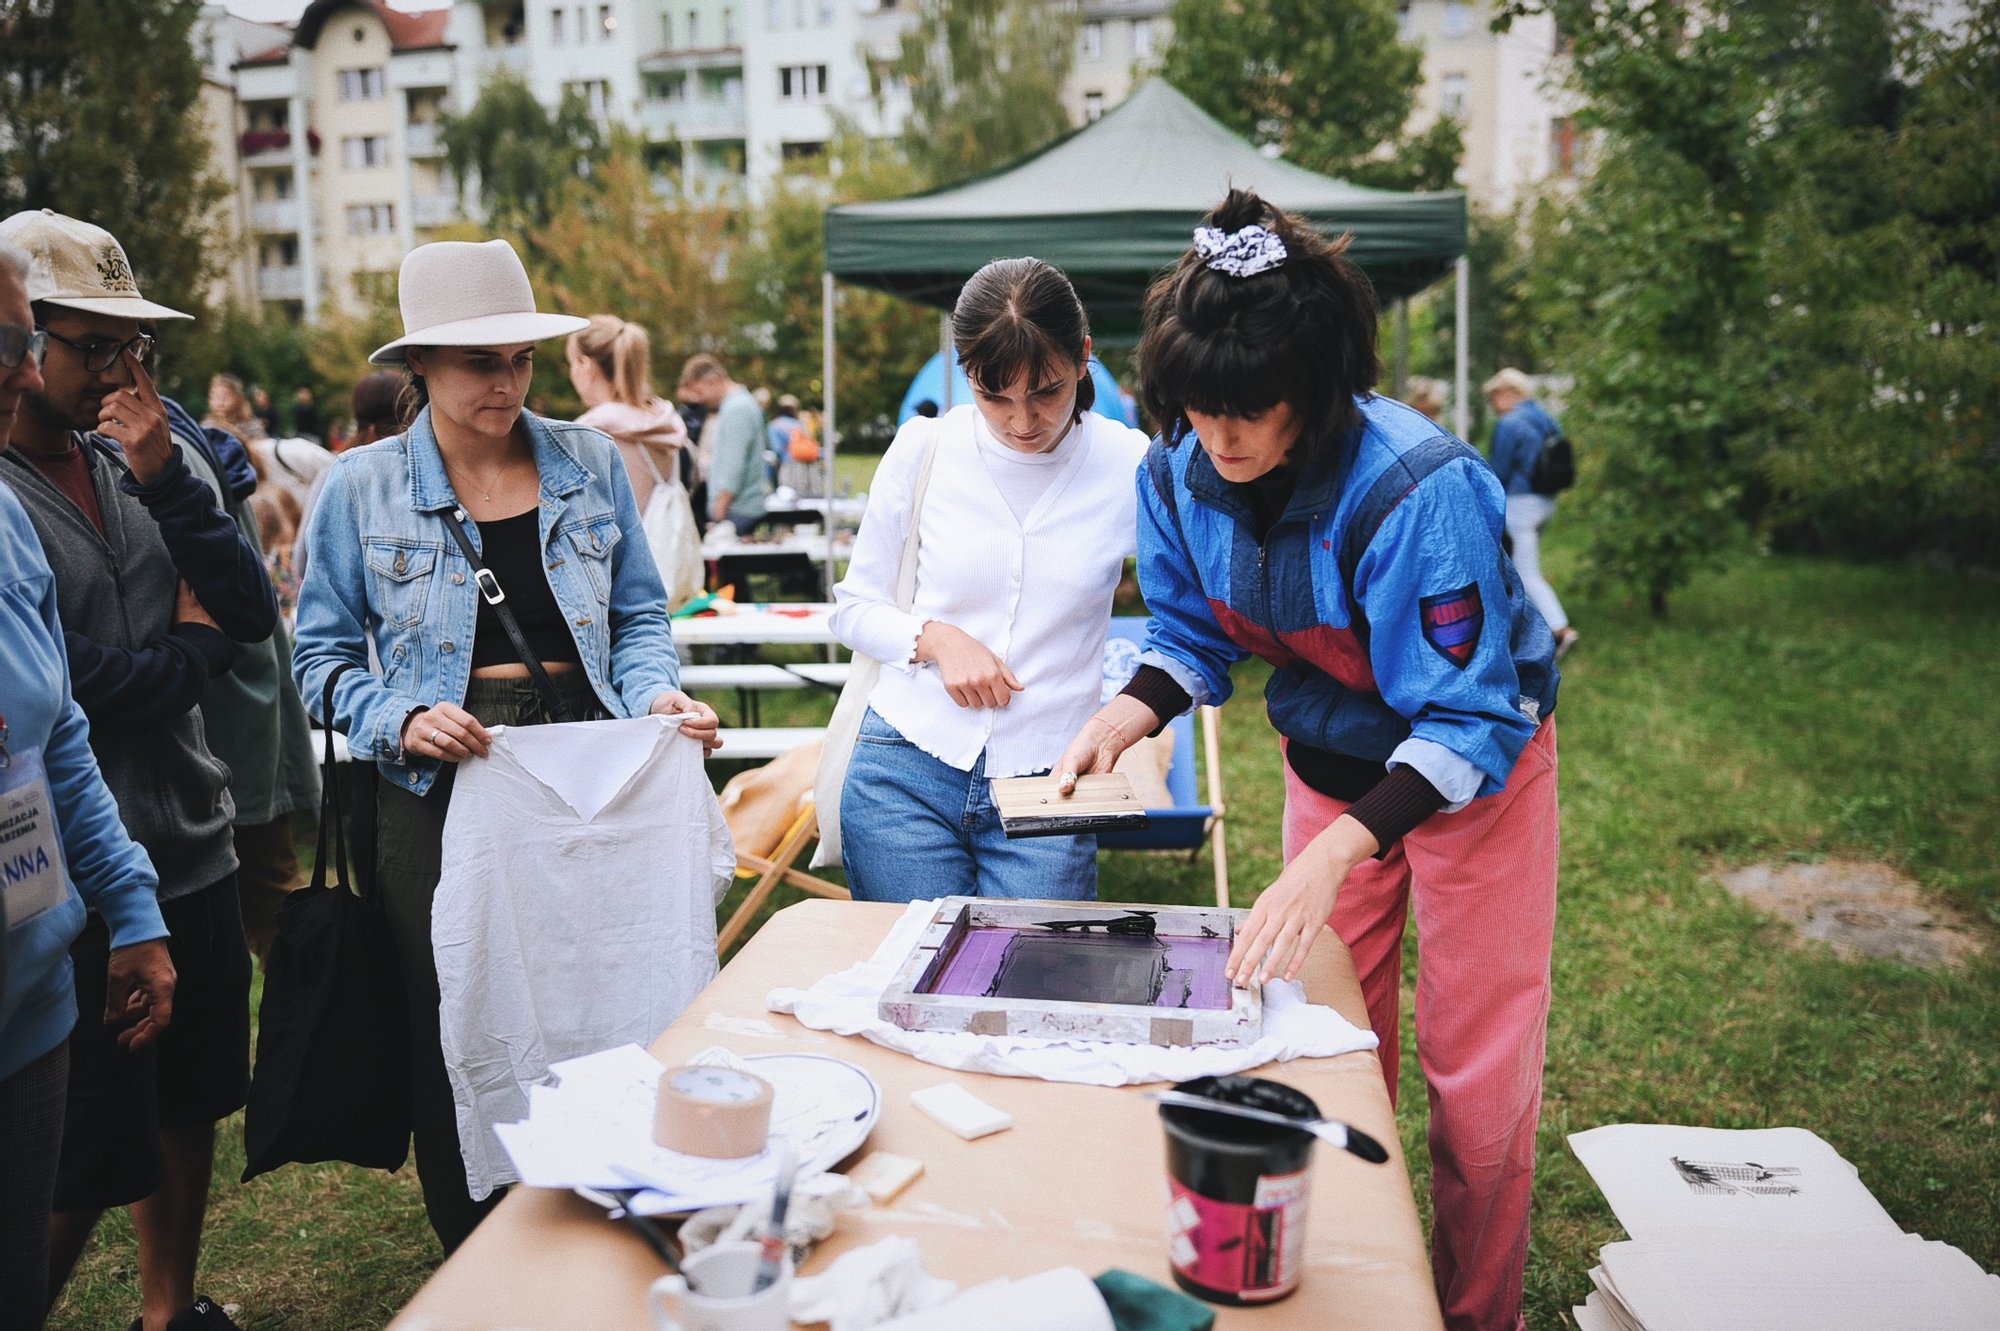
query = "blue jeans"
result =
(840, 709, 1097, 903)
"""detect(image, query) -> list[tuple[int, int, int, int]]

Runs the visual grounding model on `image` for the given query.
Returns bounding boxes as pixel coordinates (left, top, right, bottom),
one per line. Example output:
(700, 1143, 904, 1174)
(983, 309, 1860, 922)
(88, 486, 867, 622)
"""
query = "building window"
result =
(337, 68, 386, 100)
(1080, 21, 1103, 60)
(564, 78, 612, 120)
(781, 140, 826, 162)
(551, 6, 566, 40)
(600, 3, 615, 36)
(1397, 2, 1412, 39)
(1083, 90, 1105, 122)
(342, 134, 389, 168)
(778, 63, 827, 102)
(818, 0, 833, 23)
(767, 0, 783, 27)
(1440, 72, 1468, 120)
(1132, 19, 1155, 58)
(687, 9, 699, 44)
(345, 203, 395, 236)
(723, 5, 736, 42)
(659, 7, 671, 43)
(1549, 115, 1579, 176)
(1444, 1, 1472, 36)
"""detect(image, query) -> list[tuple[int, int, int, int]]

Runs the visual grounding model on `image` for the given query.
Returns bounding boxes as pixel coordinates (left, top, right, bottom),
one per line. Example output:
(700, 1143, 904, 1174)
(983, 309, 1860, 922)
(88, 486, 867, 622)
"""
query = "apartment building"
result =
(197, 0, 1571, 322)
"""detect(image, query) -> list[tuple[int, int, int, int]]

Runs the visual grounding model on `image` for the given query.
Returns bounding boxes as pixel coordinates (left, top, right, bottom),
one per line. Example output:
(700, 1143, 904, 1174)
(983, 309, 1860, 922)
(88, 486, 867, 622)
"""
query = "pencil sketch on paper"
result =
(1671, 1157, 1805, 1196)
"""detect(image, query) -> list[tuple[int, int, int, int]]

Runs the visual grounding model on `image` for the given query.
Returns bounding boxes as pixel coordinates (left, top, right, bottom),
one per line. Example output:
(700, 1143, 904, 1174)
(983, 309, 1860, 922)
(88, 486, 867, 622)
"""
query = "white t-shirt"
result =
(830, 404, 1150, 777)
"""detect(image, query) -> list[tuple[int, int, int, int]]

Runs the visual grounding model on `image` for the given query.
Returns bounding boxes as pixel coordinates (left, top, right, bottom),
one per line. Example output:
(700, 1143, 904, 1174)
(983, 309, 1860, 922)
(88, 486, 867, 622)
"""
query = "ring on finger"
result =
(432, 728, 445, 746)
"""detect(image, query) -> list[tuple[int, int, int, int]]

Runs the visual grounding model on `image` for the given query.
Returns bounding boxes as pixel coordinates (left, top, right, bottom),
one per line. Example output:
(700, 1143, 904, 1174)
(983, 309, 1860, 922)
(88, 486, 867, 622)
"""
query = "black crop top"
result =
(469, 509, 583, 669)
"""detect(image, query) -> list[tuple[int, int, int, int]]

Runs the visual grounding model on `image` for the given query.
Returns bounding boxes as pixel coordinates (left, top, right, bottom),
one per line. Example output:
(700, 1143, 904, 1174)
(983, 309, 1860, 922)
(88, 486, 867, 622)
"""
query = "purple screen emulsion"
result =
(924, 926, 1234, 1011)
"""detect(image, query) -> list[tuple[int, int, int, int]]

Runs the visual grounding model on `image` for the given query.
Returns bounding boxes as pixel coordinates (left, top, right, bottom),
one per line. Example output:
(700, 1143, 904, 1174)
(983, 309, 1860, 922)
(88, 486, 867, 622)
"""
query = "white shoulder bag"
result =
(810, 422, 941, 869)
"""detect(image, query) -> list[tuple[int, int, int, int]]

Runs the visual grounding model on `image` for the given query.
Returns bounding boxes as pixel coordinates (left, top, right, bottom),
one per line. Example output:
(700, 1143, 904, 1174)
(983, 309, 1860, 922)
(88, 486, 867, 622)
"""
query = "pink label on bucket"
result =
(1166, 1171, 1310, 1300)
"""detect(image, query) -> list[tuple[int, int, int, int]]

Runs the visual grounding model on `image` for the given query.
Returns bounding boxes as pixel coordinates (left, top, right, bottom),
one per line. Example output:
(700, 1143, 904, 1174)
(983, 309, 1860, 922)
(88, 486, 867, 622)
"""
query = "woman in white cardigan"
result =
(830, 258, 1149, 900)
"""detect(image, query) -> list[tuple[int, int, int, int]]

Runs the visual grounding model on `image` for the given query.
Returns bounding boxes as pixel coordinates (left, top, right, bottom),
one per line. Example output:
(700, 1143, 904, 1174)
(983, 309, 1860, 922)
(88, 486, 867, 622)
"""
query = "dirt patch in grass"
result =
(1717, 859, 1987, 967)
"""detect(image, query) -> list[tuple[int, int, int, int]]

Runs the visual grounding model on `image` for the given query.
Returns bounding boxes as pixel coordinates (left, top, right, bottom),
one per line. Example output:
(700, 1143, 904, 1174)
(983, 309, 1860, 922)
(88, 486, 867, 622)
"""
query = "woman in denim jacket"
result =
(292, 240, 719, 1251)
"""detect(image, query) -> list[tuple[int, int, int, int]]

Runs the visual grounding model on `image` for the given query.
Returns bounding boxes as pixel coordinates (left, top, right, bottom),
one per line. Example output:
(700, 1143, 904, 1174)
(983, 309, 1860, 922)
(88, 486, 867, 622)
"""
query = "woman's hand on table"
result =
(1226, 814, 1379, 986)
(652, 690, 722, 752)
(1053, 696, 1161, 795)
(916, 621, 1024, 710)
(402, 701, 492, 763)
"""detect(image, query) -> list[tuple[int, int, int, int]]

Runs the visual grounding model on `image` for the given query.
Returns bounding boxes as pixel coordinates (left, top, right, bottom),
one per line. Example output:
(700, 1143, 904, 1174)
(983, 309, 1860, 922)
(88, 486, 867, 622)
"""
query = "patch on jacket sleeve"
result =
(1419, 584, 1483, 668)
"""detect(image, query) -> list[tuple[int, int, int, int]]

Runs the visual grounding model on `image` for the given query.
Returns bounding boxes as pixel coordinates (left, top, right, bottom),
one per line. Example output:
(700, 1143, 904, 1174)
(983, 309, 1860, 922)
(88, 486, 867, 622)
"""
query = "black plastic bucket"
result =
(1158, 1074, 1319, 1305)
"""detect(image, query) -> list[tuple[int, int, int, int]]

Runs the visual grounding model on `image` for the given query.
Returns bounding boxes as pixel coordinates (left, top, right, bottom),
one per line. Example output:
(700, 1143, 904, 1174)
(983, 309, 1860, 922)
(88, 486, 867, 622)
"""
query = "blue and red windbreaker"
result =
(1136, 394, 1560, 802)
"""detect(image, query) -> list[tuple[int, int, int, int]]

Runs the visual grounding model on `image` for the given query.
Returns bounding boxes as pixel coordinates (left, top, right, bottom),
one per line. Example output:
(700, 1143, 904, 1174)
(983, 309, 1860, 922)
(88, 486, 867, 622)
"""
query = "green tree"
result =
(728, 130, 940, 431)
(442, 72, 606, 239)
(0, 0, 226, 375)
(1505, 0, 1912, 613)
(1160, 0, 1462, 191)
(885, 0, 1079, 188)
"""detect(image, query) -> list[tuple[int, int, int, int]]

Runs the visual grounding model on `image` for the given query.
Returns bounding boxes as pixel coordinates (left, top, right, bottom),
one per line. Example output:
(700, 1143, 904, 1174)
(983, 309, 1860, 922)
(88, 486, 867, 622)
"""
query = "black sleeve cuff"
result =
(173, 623, 235, 677)
(1116, 665, 1193, 737)
(1346, 765, 1448, 858)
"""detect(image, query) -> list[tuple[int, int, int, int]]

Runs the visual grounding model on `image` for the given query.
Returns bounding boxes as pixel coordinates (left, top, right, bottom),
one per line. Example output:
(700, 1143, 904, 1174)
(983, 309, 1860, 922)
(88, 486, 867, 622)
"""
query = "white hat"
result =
(369, 239, 587, 365)
(0, 209, 192, 320)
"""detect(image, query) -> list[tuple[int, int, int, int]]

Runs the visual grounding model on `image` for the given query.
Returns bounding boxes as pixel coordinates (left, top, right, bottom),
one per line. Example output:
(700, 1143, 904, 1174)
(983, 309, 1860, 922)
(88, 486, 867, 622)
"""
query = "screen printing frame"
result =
(878, 897, 1262, 1048)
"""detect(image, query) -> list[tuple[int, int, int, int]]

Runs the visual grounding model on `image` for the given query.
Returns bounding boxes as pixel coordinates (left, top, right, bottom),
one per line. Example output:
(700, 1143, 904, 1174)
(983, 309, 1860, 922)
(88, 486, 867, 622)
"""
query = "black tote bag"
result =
(241, 664, 411, 1180)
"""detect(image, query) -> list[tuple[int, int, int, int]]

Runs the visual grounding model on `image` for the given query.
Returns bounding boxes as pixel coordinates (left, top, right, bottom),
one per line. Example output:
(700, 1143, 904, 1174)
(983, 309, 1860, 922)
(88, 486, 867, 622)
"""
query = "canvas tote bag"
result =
(810, 421, 941, 869)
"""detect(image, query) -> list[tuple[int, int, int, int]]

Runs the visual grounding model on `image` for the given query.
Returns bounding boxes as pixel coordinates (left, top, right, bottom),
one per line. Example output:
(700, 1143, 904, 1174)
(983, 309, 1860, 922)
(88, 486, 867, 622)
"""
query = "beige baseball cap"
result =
(0, 209, 192, 321)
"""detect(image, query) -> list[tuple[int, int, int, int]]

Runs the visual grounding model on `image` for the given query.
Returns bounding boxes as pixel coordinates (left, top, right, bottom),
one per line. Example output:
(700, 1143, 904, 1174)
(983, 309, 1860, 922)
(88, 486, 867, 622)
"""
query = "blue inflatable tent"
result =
(898, 349, 1135, 427)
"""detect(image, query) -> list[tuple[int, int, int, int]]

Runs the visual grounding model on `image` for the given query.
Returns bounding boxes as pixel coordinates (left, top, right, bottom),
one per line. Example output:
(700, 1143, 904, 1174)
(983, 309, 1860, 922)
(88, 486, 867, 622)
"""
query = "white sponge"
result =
(909, 1083, 1013, 1141)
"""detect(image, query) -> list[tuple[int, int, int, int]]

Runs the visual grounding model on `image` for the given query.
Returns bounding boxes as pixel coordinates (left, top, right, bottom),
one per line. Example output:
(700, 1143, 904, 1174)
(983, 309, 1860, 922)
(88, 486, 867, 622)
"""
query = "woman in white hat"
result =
(291, 239, 719, 1250)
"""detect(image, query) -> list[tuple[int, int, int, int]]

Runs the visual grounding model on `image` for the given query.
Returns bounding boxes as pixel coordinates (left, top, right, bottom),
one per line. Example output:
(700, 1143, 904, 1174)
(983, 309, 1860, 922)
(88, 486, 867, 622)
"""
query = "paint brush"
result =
(1146, 1090, 1391, 1164)
(749, 1139, 798, 1294)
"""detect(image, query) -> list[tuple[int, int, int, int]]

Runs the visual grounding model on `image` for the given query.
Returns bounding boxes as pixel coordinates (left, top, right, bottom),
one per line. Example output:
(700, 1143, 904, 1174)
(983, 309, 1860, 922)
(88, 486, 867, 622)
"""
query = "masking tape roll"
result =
(653, 1065, 774, 1158)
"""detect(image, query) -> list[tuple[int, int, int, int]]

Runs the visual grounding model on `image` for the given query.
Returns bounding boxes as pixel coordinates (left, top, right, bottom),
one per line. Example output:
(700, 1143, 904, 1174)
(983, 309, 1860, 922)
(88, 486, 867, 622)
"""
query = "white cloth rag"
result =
(766, 900, 1377, 1086)
(788, 1236, 958, 1331)
(434, 717, 736, 1199)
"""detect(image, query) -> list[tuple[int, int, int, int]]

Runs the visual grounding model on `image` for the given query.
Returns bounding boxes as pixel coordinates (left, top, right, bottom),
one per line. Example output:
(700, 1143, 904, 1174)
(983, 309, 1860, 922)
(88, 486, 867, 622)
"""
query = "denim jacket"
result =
(292, 407, 681, 796)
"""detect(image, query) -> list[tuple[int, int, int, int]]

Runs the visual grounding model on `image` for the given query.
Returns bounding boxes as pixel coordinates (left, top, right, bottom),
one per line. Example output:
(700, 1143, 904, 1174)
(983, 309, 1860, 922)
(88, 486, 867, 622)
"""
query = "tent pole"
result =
(939, 312, 952, 410)
(822, 270, 837, 606)
(1393, 300, 1410, 398)
(1453, 256, 1470, 440)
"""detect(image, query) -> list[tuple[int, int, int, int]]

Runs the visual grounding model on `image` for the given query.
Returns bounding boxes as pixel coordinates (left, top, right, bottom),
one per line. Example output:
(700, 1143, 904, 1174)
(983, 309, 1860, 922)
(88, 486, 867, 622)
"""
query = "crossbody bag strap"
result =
(316, 664, 355, 897)
(437, 506, 575, 724)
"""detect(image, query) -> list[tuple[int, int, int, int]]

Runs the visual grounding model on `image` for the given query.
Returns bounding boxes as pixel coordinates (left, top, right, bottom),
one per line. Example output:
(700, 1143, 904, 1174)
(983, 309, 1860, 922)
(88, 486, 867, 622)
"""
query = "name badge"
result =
(0, 748, 70, 930)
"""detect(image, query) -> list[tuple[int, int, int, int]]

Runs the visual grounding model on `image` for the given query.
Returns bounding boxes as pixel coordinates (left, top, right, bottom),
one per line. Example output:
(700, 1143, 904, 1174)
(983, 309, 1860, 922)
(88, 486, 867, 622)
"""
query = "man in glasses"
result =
(0, 209, 275, 1331)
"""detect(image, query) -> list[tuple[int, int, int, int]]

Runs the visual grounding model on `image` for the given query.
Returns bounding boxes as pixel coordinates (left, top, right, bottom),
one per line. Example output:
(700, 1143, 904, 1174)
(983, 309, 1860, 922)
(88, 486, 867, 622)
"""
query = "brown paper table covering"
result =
(391, 900, 1444, 1330)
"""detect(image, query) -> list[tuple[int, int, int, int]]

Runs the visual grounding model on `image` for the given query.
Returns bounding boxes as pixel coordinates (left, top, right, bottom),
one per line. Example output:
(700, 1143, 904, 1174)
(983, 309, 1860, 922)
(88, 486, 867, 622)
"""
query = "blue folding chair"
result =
(1096, 617, 1231, 907)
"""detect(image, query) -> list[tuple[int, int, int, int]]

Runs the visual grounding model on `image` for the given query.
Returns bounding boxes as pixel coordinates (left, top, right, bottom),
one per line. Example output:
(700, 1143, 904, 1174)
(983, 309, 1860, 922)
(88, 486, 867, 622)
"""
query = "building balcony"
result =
(412, 193, 459, 227)
(240, 128, 320, 165)
(639, 45, 745, 75)
(249, 199, 303, 233)
(236, 63, 298, 102)
(482, 45, 531, 77)
(640, 97, 746, 142)
(258, 265, 305, 300)
(391, 49, 454, 90)
(407, 122, 447, 156)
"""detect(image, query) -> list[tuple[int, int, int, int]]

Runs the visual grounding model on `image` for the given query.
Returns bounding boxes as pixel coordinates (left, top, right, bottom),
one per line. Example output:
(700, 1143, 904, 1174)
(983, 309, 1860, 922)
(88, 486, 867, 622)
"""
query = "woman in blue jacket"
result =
(292, 240, 718, 1251)
(1484, 367, 1577, 660)
(1058, 191, 1561, 1331)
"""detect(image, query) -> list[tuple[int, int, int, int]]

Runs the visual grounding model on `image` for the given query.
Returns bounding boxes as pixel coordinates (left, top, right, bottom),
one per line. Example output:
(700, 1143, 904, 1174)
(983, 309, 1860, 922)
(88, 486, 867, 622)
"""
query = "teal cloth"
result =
(1094, 1269, 1215, 1331)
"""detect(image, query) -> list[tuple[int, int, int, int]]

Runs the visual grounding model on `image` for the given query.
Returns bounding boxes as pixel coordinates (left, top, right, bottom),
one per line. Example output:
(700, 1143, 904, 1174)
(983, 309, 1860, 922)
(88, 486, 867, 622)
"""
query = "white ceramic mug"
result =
(649, 1241, 793, 1331)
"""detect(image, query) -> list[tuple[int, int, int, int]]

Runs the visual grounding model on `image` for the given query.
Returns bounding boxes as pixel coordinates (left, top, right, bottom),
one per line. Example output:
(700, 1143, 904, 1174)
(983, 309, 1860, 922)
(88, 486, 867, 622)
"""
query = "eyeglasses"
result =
(39, 328, 156, 374)
(0, 323, 47, 372)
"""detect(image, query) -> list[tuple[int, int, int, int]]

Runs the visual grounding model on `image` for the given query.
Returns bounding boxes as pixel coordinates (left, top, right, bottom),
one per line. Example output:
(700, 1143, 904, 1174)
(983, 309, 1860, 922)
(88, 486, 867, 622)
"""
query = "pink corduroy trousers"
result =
(1281, 720, 1560, 1331)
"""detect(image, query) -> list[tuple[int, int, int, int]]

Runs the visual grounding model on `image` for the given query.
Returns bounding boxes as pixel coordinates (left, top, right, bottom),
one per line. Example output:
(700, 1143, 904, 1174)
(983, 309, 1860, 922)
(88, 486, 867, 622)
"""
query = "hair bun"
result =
(1204, 187, 1271, 235)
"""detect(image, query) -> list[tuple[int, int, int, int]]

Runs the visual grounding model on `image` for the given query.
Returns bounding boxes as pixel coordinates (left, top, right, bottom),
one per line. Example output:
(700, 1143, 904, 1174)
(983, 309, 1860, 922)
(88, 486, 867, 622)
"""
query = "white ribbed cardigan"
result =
(830, 404, 1149, 777)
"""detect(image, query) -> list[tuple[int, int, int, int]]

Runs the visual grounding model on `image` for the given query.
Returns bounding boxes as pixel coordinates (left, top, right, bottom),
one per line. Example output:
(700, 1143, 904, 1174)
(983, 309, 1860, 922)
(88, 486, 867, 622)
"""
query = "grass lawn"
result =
(49, 527, 1998, 1329)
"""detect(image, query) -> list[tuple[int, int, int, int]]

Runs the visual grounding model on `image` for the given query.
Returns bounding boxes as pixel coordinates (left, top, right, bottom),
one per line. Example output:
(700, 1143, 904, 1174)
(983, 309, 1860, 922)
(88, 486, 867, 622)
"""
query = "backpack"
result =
(1529, 428, 1576, 495)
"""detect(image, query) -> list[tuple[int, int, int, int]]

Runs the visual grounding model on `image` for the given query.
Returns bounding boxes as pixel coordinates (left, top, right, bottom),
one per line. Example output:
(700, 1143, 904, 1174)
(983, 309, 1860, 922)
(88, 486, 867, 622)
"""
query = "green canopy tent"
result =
(808, 77, 1472, 588)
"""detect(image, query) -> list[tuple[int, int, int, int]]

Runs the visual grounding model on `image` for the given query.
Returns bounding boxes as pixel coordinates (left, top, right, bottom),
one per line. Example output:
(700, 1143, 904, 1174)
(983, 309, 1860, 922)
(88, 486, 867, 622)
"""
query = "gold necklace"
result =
(443, 454, 512, 502)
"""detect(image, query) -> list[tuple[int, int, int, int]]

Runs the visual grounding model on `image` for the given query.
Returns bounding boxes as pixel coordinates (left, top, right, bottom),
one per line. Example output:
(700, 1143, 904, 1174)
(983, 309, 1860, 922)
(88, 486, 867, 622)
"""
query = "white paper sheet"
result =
(1567, 1123, 1903, 1242)
(1595, 1234, 2000, 1331)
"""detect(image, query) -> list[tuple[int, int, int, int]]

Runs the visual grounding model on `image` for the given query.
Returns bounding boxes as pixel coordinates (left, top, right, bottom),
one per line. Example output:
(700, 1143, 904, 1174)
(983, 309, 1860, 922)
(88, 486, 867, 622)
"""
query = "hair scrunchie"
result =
(1192, 223, 1289, 277)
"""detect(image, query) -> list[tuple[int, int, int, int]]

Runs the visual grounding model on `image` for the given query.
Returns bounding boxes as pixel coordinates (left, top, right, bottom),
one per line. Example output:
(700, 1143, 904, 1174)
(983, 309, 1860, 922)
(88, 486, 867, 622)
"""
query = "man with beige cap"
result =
(0, 208, 277, 1331)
